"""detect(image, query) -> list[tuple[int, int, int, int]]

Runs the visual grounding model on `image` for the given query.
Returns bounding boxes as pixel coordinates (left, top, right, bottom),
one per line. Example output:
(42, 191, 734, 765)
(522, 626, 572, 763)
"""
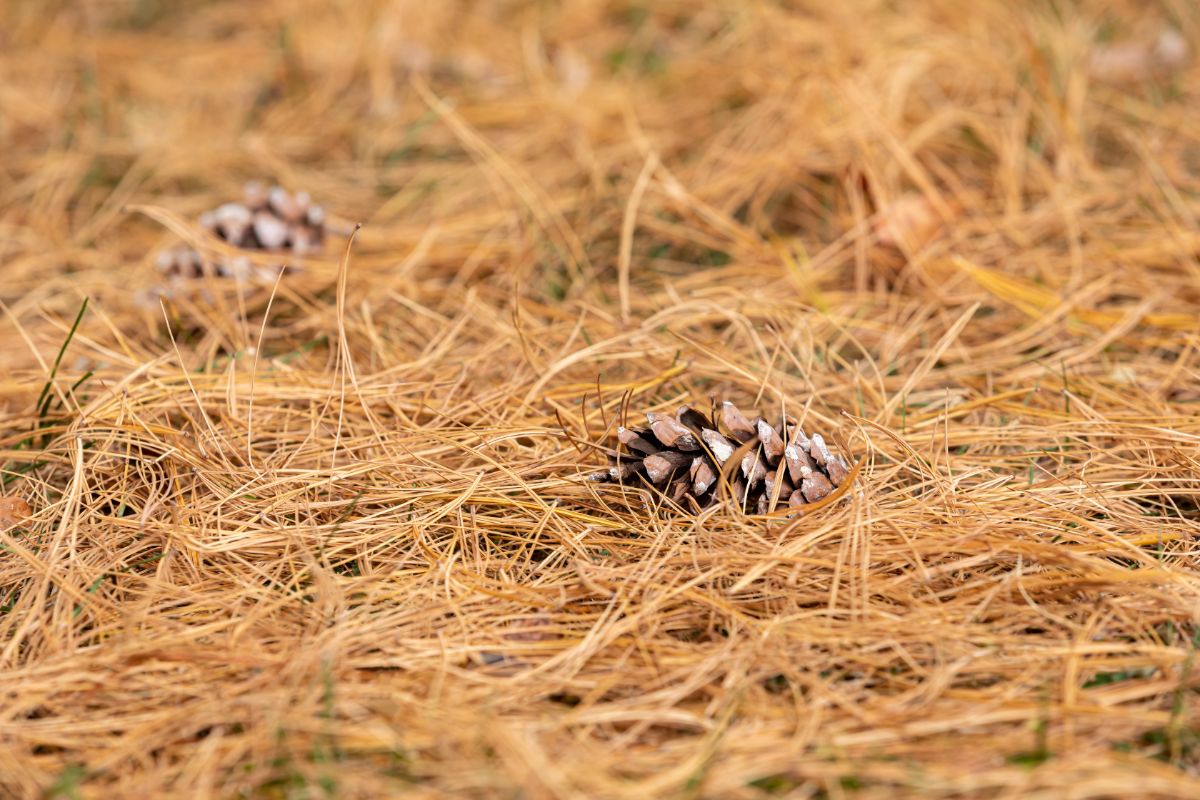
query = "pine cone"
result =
(154, 182, 327, 282)
(589, 401, 851, 513)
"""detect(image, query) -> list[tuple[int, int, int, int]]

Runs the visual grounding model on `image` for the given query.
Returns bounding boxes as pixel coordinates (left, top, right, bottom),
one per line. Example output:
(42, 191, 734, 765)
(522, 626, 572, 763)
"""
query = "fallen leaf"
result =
(1090, 29, 1189, 83)
(0, 496, 31, 529)
(874, 193, 955, 250)
(554, 46, 591, 96)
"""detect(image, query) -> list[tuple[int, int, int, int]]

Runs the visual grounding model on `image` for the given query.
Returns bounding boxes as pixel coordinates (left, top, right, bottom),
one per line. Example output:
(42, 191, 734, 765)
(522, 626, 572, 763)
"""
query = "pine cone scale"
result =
(647, 413, 700, 450)
(700, 429, 735, 463)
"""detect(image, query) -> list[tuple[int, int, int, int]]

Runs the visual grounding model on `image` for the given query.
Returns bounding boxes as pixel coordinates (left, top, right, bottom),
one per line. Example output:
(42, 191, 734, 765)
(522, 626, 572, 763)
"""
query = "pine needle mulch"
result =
(2, 1, 1200, 797)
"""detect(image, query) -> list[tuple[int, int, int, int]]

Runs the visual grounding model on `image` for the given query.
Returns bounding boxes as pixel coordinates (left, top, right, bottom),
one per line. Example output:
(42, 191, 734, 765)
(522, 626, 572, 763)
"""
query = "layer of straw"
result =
(2, 1, 1199, 797)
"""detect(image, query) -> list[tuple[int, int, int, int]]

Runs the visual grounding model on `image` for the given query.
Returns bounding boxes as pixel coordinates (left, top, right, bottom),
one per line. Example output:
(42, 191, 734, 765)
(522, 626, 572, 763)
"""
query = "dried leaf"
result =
(1090, 29, 1189, 83)
(0, 496, 31, 529)
(874, 193, 952, 250)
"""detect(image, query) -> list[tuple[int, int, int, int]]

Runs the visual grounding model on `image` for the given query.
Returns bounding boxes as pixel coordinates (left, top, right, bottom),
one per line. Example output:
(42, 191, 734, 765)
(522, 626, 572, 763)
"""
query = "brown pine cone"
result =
(199, 182, 326, 255)
(154, 182, 327, 283)
(589, 401, 851, 513)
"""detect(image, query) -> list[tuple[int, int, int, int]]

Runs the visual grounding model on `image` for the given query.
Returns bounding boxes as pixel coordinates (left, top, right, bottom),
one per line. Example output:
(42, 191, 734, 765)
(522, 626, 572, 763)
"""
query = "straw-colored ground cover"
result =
(2, 1, 1200, 797)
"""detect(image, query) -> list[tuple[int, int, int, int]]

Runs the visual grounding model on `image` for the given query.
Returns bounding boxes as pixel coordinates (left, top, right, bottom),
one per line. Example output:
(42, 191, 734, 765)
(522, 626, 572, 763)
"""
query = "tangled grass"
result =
(2, 0, 1200, 797)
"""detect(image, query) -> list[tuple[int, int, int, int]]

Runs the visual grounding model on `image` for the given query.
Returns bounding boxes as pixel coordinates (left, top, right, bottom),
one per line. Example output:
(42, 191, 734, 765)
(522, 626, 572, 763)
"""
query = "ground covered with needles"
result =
(2, 1, 1200, 797)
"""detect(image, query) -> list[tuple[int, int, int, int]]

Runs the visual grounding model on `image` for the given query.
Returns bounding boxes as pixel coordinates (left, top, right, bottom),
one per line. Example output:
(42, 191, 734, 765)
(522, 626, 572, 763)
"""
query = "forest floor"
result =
(2, 1, 1200, 797)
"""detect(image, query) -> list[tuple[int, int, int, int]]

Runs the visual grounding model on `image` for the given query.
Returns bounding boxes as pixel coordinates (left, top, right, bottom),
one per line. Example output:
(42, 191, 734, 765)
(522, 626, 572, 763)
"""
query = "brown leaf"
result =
(0, 496, 31, 529)
(874, 193, 954, 250)
(1090, 29, 1189, 83)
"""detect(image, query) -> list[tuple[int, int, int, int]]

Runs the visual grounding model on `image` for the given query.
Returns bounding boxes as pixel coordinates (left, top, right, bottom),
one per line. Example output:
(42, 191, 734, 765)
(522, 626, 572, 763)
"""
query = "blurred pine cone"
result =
(154, 182, 326, 282)
(590, 401, 851, 513)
